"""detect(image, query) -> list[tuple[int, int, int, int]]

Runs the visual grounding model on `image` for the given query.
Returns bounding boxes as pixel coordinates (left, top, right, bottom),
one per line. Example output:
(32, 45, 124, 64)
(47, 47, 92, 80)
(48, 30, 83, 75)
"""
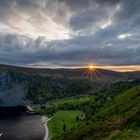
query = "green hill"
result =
(59, 85, 140, 140)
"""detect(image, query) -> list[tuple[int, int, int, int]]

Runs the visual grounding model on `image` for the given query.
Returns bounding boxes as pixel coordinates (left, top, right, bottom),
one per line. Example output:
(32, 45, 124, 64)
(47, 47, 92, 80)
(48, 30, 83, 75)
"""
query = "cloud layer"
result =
(0, 0, 140, 68)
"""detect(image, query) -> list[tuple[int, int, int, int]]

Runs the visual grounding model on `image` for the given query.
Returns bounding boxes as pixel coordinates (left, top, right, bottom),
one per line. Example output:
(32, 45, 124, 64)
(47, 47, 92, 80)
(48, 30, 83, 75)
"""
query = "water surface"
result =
(0, 115, 45, 140)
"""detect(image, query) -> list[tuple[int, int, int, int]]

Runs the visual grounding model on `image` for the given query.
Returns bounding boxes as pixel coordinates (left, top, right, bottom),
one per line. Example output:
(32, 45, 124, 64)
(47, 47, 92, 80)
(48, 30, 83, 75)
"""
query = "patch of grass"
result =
(48, 110, 84, 140)
(47, 96, 92, 107)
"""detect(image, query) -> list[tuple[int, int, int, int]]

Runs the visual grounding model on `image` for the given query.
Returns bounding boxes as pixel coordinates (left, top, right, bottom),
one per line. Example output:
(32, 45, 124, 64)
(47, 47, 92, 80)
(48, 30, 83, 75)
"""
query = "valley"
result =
(0, 65, 140, 140)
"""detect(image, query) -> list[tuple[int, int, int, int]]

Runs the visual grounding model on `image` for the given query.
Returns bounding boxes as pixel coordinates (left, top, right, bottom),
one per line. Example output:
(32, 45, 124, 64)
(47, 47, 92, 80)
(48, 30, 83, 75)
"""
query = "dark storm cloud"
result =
(58, 0, 120, 11)
(0, 0, 140, 67)
(70, 9, 106, 30)
(58, 0, 92, 11)
(16, 0, 34, 6)
(0, 31, 139, 67)
(115, 0, 140, 20)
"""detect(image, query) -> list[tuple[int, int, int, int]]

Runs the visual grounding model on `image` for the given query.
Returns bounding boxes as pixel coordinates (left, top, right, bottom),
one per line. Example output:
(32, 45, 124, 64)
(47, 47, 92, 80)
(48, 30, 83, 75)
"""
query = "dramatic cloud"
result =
(0, 0, 140, 69)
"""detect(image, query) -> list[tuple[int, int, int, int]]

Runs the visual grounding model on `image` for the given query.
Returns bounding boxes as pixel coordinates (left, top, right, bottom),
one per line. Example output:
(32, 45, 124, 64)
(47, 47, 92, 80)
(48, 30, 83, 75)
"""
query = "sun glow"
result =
(82, 59, 100, 80)
(89, 64, 94, 70)
(83, 63, 97, 80)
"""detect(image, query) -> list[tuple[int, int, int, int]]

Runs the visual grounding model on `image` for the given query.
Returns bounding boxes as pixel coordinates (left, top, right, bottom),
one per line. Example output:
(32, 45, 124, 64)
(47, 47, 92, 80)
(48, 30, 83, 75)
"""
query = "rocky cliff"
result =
(0, 71, 44, 106)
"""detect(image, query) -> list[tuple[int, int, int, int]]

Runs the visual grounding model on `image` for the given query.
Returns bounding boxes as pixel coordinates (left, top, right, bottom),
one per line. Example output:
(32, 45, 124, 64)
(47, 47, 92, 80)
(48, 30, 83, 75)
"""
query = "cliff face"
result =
(0, 72, 41, 106)
(0, 72, 24, 106)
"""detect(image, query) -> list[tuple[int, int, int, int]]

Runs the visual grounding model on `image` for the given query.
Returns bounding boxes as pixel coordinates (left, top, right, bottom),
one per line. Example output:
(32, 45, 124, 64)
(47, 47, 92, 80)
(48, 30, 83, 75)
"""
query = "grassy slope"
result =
(103, 127, 140, 140)
(93, 85, 140, 140)
(48, 110, 84, 140)
(92, 85, 140, 122)
(60, 85, 140, 140)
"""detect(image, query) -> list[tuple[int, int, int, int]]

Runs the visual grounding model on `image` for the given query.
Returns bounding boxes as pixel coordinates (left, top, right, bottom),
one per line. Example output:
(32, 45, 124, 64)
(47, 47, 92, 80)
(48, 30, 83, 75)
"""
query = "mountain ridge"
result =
(0, 64, 140, 107)
(0, 64, 140, 77)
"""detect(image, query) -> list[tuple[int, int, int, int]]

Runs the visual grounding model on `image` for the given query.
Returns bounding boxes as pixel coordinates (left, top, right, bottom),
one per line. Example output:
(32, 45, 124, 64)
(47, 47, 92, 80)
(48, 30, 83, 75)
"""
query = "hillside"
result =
(0, 64, 109, 106)
(0, 71, 94, 106)
(59, 85, 140, 140)
(0, 64, 140, 106)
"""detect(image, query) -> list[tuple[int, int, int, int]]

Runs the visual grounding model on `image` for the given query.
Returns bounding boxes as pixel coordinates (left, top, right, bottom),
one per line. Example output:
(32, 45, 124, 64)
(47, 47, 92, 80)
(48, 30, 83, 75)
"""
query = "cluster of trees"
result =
(32, 79, 140, 118)
(26, 77, 100, 104)
(84, 79, 140, 119)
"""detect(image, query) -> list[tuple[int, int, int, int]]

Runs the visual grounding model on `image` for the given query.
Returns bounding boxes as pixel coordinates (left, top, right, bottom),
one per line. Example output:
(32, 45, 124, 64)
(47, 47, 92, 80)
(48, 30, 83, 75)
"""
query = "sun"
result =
(88, 64, 95, 70)
(83, 63, 97, 80)
(82, 59, 98, 80)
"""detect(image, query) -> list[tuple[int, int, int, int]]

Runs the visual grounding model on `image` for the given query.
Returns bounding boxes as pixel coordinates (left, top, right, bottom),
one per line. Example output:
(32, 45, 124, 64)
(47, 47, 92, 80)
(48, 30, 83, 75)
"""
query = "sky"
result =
(0, 0, 140, 71)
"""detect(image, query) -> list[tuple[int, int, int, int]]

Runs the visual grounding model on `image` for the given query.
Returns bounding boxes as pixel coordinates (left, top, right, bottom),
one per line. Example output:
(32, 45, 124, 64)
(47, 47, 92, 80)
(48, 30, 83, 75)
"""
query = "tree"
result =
(76, 116, 79, 121)
(63, 124, 66, 132)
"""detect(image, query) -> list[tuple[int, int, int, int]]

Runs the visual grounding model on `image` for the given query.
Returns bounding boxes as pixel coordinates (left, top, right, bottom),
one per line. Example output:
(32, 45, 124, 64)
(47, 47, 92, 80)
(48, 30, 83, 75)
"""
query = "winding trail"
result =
(42, 116, 54, 140)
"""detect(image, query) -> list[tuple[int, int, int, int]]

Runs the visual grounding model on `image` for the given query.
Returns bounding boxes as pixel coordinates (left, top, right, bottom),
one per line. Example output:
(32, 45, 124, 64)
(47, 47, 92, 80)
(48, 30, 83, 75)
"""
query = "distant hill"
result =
(0, 64, 140, 79)
(0, 64, 140, 106)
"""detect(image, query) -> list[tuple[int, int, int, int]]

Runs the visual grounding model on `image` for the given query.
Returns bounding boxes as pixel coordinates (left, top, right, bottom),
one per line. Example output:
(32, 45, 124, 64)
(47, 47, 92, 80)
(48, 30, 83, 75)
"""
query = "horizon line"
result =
(0, 63, 140, 72)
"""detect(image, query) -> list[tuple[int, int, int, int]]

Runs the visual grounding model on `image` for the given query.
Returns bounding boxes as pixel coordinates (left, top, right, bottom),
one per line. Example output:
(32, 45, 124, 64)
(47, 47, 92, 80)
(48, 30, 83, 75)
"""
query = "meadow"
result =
(48, 110, 84, 139)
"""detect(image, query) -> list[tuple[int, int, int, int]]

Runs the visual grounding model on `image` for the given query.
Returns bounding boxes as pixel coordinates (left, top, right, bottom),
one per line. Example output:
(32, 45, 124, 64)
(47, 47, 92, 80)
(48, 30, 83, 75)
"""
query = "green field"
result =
(32, 96, 92, 116)
(47, 96, 92, 107)
(48, 110, 84, 140)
